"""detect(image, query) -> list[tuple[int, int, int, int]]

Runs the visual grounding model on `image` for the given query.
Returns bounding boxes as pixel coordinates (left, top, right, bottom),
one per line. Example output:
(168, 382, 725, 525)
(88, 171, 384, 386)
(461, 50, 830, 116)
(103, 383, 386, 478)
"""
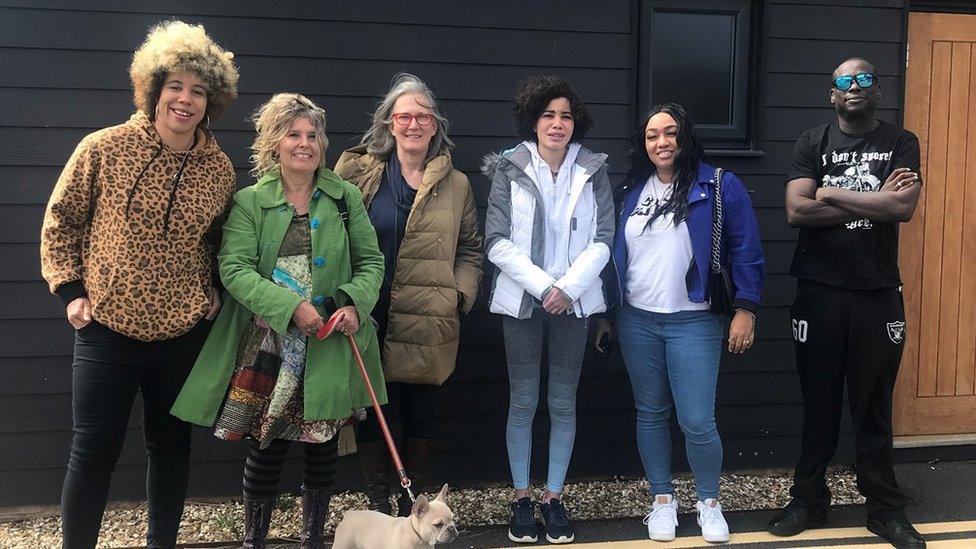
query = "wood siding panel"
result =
(956, 45, 976, 396)
(896, 12, 976, 436)
(0, 243, 42, 281)
(936, 42, 970, 395)
(0, 0, 914, 505)
(0, 9, 631, 69)
(765, 39, 902, 75)
(1, 1, 633, 33)
(0, 356, 72, 395)
(766, 4, 903, 42)
(0, 49, 632, 104)
(0, 128, 634, 175)
(0, 89, 632, 137)
(773, 0, 902, 6)
(918, 41, 952, 397)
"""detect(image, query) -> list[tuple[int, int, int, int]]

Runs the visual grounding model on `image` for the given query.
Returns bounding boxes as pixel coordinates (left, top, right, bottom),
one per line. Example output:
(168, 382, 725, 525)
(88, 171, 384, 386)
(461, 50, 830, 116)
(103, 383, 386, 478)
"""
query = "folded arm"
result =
(816, 168, 921, 222)
(785, 178, 859, 227)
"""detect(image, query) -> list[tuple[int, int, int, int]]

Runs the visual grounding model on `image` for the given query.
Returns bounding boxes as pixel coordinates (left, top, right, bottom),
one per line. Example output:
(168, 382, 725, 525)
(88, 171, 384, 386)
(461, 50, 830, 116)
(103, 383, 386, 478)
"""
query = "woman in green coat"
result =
(171, 93, 385, 549)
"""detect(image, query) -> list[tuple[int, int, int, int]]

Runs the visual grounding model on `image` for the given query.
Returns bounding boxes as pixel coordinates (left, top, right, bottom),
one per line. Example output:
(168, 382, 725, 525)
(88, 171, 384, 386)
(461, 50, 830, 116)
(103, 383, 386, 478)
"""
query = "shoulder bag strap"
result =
(336, 196, 350, 234)
(710, 167, 725, 273)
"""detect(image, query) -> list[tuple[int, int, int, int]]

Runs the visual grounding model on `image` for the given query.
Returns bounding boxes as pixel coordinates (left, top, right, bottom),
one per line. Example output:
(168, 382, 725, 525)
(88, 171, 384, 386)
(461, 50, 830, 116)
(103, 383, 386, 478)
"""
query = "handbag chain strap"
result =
(709, 167, 724, 273)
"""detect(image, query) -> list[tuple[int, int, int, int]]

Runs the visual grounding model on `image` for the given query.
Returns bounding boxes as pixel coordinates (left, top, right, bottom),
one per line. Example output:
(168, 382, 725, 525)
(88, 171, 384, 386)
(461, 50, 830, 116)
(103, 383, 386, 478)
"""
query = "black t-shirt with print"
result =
(787, 120, 921, 289)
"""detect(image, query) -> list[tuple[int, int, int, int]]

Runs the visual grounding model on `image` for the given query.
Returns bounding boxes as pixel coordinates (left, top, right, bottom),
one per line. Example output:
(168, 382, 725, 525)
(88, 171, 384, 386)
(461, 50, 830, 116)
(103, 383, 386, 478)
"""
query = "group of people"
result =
(39, 19, 925, 549)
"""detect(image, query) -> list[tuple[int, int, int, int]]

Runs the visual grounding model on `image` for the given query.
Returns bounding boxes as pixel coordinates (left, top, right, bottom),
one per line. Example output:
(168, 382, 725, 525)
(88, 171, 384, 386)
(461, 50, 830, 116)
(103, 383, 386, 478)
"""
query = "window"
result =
(638, 0, 759, 151)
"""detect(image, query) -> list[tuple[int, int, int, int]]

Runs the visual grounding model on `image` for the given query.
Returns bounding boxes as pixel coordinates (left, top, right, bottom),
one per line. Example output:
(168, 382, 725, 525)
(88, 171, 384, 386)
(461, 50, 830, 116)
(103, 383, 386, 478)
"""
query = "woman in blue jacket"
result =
(594, 104, 764, 544)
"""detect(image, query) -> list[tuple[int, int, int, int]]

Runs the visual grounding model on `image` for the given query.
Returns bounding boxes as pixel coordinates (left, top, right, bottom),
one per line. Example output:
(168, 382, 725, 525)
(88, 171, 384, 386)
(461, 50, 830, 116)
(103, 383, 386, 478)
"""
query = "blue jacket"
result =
(607, 162, 764, 313)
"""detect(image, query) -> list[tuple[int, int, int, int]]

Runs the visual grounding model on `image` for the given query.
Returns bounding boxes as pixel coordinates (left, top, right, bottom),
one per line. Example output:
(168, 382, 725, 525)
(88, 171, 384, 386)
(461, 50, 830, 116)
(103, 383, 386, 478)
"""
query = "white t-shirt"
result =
(624, 174, 709, 313)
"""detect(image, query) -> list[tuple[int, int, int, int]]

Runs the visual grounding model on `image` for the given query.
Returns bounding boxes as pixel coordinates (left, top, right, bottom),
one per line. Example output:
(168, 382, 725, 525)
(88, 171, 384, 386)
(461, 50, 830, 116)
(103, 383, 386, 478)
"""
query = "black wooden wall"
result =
(0, 0, 910, 507)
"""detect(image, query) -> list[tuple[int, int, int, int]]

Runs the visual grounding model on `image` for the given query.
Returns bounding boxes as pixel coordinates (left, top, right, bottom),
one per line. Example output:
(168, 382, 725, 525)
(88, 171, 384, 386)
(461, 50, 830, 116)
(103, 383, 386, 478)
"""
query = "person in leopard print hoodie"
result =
(39, 20, 238, 549)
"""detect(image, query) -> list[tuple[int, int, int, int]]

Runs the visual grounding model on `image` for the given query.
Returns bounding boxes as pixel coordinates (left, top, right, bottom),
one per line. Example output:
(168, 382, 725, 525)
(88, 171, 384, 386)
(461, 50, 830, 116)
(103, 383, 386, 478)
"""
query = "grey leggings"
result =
(503, 309, 588, 493)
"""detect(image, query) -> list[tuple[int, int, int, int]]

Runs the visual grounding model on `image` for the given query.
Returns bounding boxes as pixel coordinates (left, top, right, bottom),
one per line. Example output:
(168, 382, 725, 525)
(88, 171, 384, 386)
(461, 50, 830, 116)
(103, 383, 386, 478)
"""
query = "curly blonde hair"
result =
(249, 93, 329, 178)
(129, 20, 239, 121)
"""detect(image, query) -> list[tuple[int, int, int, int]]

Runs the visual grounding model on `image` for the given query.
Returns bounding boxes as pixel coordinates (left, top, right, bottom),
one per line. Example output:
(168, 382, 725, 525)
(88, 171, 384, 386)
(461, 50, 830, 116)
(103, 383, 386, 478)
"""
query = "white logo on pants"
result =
(792, 319, 808, 343)
(886, 321, 906, 344)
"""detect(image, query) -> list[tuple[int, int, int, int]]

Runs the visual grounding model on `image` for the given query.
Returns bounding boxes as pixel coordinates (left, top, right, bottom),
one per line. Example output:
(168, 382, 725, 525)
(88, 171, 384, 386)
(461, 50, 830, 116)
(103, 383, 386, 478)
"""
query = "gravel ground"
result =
(0, 469, 863, 548)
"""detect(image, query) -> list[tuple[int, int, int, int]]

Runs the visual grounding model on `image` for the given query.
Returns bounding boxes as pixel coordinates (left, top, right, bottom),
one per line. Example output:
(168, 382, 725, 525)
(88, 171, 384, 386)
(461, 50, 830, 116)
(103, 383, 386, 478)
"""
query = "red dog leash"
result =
(317, 316, 415, 503)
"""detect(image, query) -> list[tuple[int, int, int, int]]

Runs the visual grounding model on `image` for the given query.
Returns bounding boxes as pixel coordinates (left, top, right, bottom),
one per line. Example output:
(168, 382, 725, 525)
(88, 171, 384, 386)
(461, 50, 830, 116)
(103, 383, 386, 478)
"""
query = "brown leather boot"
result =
(242, 497, 274, 549)
(357, 440, 393, 514)
(300, 487, 331, 549)
(396, 437, 434, 517)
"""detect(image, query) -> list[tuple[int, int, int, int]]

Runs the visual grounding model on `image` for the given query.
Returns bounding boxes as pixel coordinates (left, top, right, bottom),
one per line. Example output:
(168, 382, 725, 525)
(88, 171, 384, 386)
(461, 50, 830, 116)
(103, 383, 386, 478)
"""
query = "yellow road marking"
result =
(826, 542, 975, 549)
(494, 520, 976, 548)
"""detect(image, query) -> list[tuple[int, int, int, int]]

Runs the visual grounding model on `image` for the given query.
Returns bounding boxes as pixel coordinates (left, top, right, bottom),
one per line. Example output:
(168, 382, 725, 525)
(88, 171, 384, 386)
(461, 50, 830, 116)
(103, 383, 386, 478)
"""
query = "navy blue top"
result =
(366, 154, 417, 334)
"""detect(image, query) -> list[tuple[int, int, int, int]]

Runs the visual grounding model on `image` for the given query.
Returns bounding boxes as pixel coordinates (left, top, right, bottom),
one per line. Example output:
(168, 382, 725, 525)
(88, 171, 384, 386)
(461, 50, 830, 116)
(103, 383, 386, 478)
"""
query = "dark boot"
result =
(300, 487, 331, 549)
(357, 440, 393, 514)
(242, 497, 274, 549)
(396, 437, 434, 517)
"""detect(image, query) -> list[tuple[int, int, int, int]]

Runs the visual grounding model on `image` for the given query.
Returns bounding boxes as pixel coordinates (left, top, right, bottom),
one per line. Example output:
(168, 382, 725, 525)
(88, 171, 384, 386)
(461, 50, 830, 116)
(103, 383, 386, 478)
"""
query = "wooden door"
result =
(895, 12, 976, 436)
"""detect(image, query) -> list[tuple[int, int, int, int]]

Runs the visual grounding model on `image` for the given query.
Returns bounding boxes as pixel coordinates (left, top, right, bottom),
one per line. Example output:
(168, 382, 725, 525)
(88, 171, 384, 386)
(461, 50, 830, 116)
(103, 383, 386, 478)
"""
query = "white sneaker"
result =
(696, 499, 730, 543)
(643, 494, 678, 541)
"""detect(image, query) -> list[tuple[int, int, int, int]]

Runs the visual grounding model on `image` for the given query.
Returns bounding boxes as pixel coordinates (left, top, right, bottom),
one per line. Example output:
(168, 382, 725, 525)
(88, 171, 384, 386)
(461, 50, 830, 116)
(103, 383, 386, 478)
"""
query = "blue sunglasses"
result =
(833, 72, 876, 91)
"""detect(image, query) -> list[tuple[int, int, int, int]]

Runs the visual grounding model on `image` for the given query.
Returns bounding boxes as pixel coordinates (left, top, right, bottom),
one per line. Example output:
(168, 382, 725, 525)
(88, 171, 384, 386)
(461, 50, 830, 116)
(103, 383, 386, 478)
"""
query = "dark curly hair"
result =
(512, 75, 593, 142)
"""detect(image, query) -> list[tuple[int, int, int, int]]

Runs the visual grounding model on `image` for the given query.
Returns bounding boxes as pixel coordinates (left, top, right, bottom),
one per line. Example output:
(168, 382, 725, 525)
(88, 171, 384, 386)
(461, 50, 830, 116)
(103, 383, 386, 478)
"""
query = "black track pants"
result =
(788, 280, 908, 521)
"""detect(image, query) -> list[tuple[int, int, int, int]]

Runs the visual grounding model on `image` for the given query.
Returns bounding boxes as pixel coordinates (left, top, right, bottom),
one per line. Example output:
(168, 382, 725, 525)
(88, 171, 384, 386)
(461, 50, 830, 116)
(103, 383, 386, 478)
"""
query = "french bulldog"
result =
(332, 484, 459, 548)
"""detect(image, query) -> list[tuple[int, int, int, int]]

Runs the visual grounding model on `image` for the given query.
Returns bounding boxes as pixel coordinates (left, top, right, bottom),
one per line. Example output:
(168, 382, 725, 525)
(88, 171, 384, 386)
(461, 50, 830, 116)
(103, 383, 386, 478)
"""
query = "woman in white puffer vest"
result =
(482, 75, 614, 545)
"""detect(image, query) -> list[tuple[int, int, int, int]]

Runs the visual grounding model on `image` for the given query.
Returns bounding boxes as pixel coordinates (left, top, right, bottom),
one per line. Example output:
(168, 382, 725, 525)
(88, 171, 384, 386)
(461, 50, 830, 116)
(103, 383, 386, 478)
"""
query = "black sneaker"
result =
(508, 497, 539, 543)
(539, 498, 575, 544)
(767, 502, 827, 536)
(867, 516, 926, 548)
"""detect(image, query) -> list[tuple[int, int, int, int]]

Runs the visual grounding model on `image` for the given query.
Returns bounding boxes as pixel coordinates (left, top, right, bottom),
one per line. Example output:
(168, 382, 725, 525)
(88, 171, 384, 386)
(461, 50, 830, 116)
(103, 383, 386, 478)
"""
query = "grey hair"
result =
(360, 72, 455, 164)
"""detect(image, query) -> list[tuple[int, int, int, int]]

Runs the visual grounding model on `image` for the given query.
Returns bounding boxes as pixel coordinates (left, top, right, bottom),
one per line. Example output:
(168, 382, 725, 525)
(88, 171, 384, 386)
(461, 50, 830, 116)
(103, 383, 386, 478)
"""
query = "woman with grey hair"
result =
(335, 73, 484, 516)
(173, 93, 385, 548)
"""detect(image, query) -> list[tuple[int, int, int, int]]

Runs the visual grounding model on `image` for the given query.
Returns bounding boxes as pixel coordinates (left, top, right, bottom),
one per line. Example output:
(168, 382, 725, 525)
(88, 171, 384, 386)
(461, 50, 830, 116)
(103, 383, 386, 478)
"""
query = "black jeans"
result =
(789, 280, 907, 521)
(60, 320, 210, 549)
(356, 382, 440, 442)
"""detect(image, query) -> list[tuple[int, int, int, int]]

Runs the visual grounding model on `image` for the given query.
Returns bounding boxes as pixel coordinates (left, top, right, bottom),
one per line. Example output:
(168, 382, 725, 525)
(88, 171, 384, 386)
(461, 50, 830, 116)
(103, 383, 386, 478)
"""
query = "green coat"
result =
(171, 167, 387, 426)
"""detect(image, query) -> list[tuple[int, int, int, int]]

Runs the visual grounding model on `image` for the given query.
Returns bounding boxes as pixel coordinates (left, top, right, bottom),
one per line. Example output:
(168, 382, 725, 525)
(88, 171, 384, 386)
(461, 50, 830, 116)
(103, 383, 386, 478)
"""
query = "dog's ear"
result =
(434, 483, 450, 503)
(412, 494, 430, 516)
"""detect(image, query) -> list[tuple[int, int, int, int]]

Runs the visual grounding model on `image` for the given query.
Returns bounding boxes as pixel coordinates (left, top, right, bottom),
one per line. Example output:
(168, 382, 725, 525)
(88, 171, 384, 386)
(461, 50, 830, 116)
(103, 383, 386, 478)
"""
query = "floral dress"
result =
(213, 212, 361, 448)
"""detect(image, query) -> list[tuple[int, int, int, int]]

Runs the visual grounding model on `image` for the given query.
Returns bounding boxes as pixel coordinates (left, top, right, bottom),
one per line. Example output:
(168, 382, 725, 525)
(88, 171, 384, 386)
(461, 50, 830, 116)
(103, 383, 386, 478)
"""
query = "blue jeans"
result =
(503, 310, 588, 494)
(616, 304, 724, 501)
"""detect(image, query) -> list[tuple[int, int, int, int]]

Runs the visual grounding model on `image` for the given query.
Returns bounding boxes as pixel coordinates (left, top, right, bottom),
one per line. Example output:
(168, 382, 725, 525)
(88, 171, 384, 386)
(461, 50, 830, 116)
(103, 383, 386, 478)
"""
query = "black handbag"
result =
(708, 167, 735, 316)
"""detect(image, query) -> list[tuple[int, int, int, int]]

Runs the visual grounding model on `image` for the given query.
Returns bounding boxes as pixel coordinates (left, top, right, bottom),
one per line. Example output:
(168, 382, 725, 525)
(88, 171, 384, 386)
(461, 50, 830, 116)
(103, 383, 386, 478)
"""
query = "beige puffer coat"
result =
(335, 146, 484, 385)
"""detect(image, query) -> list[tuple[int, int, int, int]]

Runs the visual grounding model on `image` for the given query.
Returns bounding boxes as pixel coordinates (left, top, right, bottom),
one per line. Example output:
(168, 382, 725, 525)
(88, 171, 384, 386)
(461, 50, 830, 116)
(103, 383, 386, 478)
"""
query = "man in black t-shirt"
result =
(767, 58, 926, 548)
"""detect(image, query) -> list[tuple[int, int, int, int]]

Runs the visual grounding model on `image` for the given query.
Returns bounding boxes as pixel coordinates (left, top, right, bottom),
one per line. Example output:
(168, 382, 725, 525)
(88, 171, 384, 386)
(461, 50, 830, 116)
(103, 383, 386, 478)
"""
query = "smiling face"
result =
(154, 71, 207, 145)
(276, 117, 322, 176)
(644, 112, 679, 179)
(830, 58, 880, 120)
(390, 92, 436, 158)
(534, 97, 574, 154)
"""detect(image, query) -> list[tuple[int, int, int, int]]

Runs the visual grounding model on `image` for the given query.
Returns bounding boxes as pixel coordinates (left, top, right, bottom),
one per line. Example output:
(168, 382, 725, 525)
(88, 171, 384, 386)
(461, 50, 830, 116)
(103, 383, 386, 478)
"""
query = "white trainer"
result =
(643, 494, 678, 541)
(696, 499, 730, 543)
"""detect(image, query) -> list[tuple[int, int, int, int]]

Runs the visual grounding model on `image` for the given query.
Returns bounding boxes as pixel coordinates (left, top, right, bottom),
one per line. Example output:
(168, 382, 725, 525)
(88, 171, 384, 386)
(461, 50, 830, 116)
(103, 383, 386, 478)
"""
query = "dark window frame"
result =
(637, 0, 761, 153)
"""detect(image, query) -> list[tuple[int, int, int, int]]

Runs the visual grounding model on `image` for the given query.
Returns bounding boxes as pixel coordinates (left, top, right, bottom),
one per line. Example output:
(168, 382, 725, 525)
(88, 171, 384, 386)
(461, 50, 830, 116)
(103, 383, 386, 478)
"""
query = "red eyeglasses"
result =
(391, 112, 434, 126)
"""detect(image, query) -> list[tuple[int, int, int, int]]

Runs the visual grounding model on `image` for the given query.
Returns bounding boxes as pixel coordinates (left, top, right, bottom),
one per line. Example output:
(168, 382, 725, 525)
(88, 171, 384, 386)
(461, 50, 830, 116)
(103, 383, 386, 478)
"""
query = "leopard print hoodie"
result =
(41, 111, 236, 341)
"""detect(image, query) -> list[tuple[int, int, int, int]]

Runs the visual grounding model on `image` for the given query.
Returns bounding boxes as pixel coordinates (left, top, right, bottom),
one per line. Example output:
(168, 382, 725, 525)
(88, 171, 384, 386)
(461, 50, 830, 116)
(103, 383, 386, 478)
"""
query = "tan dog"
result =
(333, 484, 459, 548)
